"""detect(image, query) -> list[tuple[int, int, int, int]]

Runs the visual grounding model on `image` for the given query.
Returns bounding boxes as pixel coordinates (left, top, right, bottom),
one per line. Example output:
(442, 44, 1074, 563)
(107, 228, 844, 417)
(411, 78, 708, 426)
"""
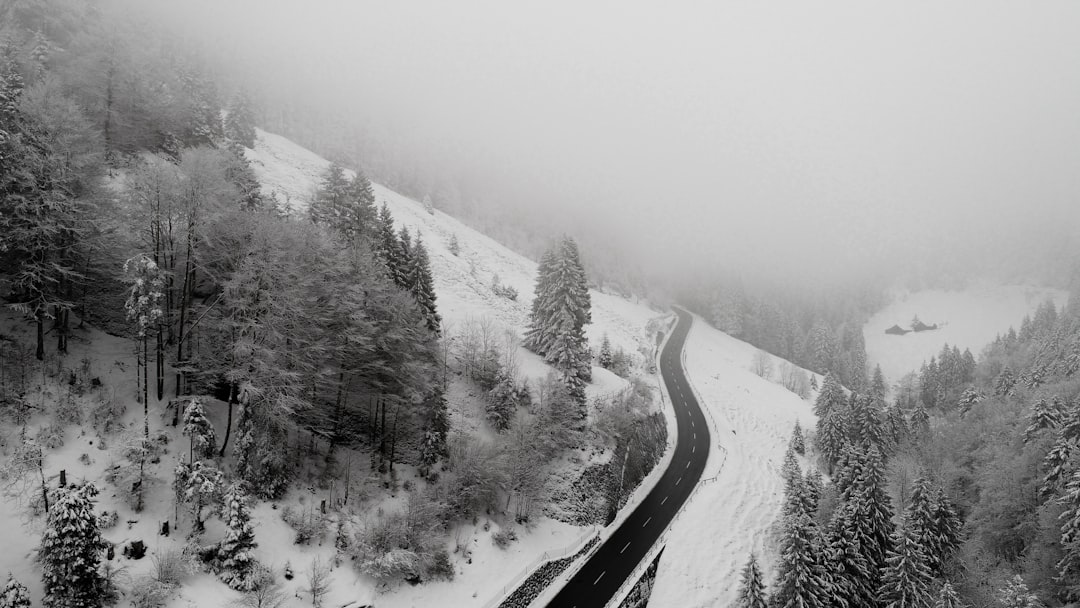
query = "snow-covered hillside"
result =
(648, 314, 818, 608)
(863, 284, 1066, 386)
(247, 128, 658, 396)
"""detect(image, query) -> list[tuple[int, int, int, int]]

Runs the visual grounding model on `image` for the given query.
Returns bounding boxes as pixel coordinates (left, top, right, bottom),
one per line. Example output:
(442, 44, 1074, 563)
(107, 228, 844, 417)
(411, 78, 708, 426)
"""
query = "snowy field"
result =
(864, 284, 1066, 386)
(648, 314, 819, 607)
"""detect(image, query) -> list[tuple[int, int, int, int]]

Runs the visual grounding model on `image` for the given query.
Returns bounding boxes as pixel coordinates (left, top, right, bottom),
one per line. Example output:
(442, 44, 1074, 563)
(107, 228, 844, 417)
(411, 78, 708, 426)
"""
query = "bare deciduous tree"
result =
(751, 350, 773, 379)
(306, 557, 331, 607)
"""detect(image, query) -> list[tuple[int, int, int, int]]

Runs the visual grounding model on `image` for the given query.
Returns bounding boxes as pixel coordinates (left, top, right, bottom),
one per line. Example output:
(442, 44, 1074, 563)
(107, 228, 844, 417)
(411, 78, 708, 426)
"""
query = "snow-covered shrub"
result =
(492, 527, 517, 549)
(36, 422, 65, 449)
(55, 389, 83, 424)
(97, 509, 119, 530)
(151, 548, 189, 585)
(281, 505, 326, 545)
(90, 391, 126, 435)
(352, 490, 450, 585)
(128, 576, 172, 608)
(448, 234, 461, 256)
(234, 565, 288, 608)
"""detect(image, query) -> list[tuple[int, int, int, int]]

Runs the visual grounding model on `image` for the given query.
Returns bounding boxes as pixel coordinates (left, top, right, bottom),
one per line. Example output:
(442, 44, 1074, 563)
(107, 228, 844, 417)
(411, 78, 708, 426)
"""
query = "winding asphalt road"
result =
(545, 308, 712, 608)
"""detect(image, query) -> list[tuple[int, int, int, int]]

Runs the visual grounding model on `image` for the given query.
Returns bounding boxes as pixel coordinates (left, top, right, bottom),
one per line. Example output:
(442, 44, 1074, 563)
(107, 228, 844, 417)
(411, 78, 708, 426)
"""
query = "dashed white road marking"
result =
(643, 516, 652, 527)
(685, 460, 691, 469)
(661, 495, 668, 505)
(594, 572, 605, 585)
(677, 476, 683, 486)
(621, 541, 631, 554)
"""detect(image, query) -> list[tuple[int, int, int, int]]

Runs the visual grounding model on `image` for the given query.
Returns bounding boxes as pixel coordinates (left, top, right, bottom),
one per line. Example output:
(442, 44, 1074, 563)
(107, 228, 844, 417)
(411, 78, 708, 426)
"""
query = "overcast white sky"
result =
(129, 1, 1080, 283)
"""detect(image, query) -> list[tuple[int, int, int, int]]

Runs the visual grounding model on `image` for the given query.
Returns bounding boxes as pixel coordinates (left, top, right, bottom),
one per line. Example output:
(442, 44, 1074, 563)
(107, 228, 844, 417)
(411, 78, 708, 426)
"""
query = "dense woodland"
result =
(730, 294, 1080, 607)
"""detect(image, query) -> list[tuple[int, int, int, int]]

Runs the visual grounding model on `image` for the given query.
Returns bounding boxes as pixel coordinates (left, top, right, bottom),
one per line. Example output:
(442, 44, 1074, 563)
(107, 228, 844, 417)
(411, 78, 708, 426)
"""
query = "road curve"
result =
(545, 308, 711, 608)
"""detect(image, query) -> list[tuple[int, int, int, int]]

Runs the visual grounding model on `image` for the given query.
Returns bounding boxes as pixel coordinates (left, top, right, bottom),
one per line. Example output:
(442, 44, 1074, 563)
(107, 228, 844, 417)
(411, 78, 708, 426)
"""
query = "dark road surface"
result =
(545, 308, 711, 608)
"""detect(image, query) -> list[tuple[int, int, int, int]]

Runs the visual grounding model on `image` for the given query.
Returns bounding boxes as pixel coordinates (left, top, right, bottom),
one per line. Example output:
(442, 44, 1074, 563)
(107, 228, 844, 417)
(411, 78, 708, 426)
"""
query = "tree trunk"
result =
(219, 383, 237, 457)
(35, 312, 44, 361)
(156, 327, 164, 401)
(38, 452, 49, 514)
(389, 401, 400, 471)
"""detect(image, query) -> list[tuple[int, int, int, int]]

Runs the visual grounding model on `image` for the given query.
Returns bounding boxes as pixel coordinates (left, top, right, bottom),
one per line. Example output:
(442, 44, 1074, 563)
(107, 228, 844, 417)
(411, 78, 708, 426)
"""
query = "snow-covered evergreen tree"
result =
(871, 364, 887, 399)
(933, 582, 963, 608)
(770, 511, 833, 608)
(420, 387, 450, 471)
(910, 405, 930, 435)
(405, 233, 441, 334)
(224, 89, 256, 148)
(212, 483, 259, 591)
(1024, 398, 1063, 443)
(176, 460, 224, 533)
(523, 237, 592, 407)
(486, 373, 517, 432)
(40, 483, 105, 608)
(997, 575, 1043, 608)
(814, 372, 844, 418)
(816, 406, 847, 474)
(827, 500, 877, 608)
(791, 422, 806, 455)
(183, 398, 216, 461)
(598, 334, 613, 369)
(879, 521, 934, 608)
(736, 554, 768, 608)
(0, 574, 31, 608)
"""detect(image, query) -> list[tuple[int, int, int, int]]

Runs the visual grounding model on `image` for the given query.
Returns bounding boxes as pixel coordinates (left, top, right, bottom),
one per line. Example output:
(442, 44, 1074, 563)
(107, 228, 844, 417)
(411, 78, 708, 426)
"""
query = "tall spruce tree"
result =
(405, 232, 441, 334)
(879, 521, 934, 608)
(827, 500, 877, 608)
(770, 511, 833, 608)
(213, 483, 259, 591)
(814, 372, 844, 418)
(524, 236, 592, 407)
(224, 89, 256, 148)
(933, 582, 963, 608)
(40, 483, 105, 608)
(737, 554, 768, 608)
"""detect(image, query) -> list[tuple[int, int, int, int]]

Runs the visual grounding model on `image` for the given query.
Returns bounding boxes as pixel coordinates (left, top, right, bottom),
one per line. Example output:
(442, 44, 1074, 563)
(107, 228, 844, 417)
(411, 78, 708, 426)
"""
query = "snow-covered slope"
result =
(648, 314, 818, 607)
(863, 284, 1066, 385)
(247, 128, 658, 395)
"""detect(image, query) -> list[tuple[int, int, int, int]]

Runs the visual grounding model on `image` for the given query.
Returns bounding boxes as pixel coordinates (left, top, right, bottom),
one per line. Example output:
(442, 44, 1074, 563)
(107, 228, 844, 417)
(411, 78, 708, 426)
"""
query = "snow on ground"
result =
(864, 284, 1066, 385)
(648, 314, 818, 608)
(247, 128, 659, 391)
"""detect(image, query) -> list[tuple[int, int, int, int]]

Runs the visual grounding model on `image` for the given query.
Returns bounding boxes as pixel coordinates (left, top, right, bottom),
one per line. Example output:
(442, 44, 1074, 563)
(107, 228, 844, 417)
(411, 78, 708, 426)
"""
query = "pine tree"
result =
(736, 554, 768, 608)
(827, 500, 877, 608)
(224, 89, 256, 148)
(872, 365, 887, 402)
(182, 398, 216, 461)
(879, 521, 934, 608)
(176, 460, 224, 533)
(1055, 467, 1080, 598)
(40, 483, 105, 608)
(404, 233, 441, 334)
(910, 405, 930, 435)
(933, 582, 963, 608)
(956, 388, 982, 417)
(1024, 398, 1063, 443)
(791, 422, 806, 455)
(420, 387, 450, 471)
(213, 483, 259, 591)
(374, 204, 407, 286)
(598, 334, 613, 369)
(814, 372, 844, 418)
(0, 574, 32, 608)
(486, 372, 517, 432)
(523, 236, 592, 400)
(997, 575, 1043, 608)
(770, 511, 833, 608)
(816, 406, 848, 474)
